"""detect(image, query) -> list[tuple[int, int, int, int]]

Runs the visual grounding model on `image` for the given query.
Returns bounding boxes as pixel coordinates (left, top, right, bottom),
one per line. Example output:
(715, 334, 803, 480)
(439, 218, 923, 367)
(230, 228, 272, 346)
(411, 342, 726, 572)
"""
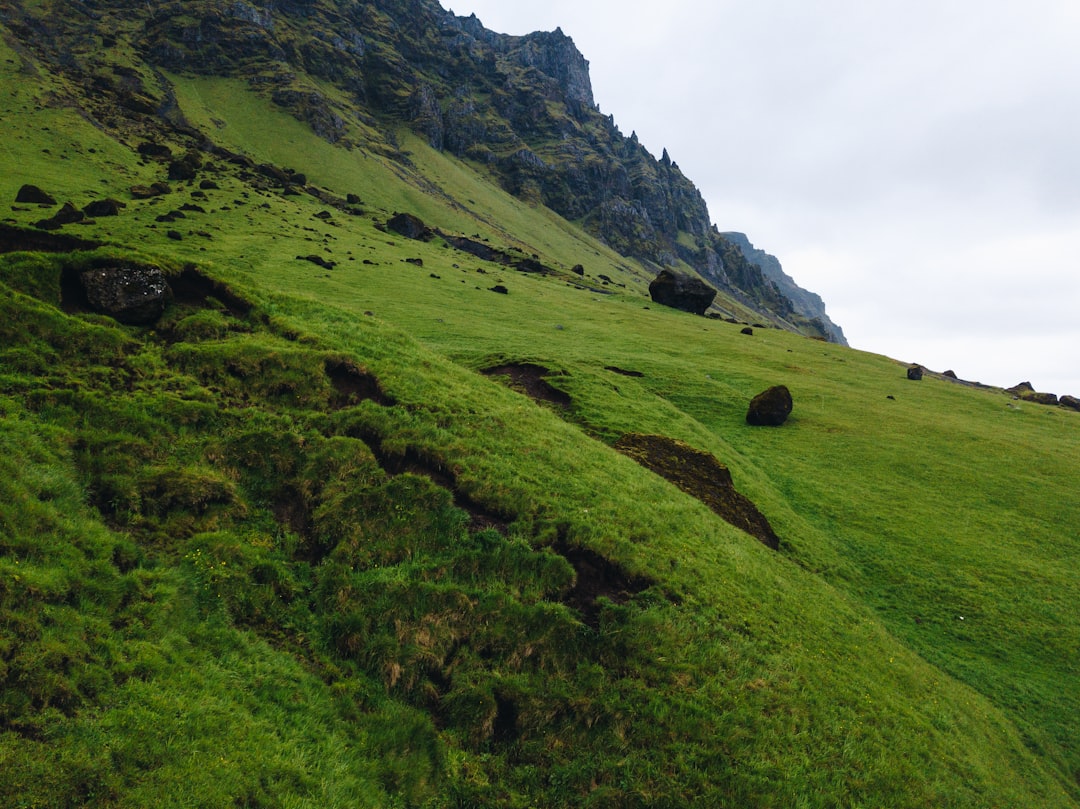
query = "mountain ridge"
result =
(0, 0, 843, 340)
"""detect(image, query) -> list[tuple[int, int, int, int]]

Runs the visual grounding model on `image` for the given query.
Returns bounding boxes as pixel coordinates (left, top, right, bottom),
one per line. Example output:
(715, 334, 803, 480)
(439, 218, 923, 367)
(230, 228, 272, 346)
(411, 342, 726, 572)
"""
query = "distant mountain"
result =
(0, 0, 843, 339)
(721, 232, 847, 345)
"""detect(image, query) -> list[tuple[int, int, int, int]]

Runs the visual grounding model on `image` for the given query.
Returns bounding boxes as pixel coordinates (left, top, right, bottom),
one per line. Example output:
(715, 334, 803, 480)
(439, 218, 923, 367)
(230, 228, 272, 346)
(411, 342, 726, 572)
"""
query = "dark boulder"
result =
(489, 284, 508, 294)
(15, 184, 56, 205)
(740, 326, 754, 336)
(648, 269, 716, 315)
(746, 385, 793, 426)
(34, 202, 85, 230)
(83, 198, 125, 217)
(1008, 381, 1034, 395)
(386, 212, 434, 241)
(1020, 390, 1058, 406)
(943, 369, 958, 379)
(78, 263, 169, 324)
(168, 152, 203, 181)
(907, 365, 924, 381)
(130, 182, 172, 199)
(1059, 395, 1080, 411)
(137, 142, 172, 159)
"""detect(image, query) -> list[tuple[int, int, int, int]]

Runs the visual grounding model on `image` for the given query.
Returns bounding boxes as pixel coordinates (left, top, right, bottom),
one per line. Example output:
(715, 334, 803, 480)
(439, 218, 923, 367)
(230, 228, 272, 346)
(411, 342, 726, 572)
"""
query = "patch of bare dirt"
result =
(552, 538, 655, 629)
(325, 360, 395, 408)
(614, 433, 780, 550)
(481, 362, 571, 409)
(169, 265, 252, 318)
(0, 222, 101, 253)
(604, 365, 644, 378)
(350, 426, 511, 534)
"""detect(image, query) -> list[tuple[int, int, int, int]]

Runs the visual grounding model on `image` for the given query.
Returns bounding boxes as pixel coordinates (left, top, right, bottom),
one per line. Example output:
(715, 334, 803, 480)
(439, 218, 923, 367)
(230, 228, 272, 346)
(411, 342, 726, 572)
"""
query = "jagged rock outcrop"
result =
(721, 232, 848, 345)
(1, 0, 843, 339)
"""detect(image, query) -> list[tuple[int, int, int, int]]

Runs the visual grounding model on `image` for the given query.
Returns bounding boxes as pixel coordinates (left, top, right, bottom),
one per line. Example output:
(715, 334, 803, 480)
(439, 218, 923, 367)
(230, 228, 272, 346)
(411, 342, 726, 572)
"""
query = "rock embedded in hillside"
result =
(34, 202, 85, 230)
(1008, 381, 1034, 395)
(746, 385, 793, 427)
(83, 198, 125, 217)
(130, 182, 171, 199)
(648, 269, 716, 315)
(907, 365, 924, 381)
(78, 263, 169, 324)
(1059, 395, 1080, 411)
(387, 212, 434, 241)
(1020, 391, 1059, 406)
(15, 184, 56, 205)
(740, 326, 754, 336)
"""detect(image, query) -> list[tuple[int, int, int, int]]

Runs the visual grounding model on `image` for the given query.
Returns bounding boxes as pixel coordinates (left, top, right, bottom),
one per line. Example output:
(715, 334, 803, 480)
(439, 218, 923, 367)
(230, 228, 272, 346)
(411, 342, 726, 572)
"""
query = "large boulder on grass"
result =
(78, 263, 169, 324)
(746, 385, 793, 426)
(386, 212, 434, 241)
(648, 269, 717, 315)
(15, 184, 56, 205)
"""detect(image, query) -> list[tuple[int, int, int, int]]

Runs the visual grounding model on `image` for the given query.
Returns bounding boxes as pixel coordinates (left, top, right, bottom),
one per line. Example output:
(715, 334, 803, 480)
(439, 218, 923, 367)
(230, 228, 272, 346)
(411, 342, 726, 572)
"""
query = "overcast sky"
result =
(449, 1, 1080, 397)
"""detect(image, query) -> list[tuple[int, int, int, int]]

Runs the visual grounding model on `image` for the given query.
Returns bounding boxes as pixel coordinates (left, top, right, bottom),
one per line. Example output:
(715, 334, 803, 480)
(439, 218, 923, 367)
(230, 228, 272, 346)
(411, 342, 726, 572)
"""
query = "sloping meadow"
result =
(0, 30, 1078, 807)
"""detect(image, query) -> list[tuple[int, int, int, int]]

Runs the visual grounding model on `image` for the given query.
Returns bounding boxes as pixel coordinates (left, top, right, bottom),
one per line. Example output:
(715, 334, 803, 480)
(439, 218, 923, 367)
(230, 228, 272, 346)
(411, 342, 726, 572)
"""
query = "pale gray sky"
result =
(450, 1, 1080, 397)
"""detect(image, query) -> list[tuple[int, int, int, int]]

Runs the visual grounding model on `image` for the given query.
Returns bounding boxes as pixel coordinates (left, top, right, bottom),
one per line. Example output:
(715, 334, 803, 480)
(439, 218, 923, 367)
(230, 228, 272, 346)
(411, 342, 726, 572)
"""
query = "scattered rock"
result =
(943, 369, 958, 379)
(314, 210, 332, 220)
(167, 153, 202, 182)
(1008, 381, 1034, 395)
(34, 202, 85, 230)
(907, 365, 924, 381)
(405, 257, 423, 266)
(746, 385, 793, 427)
(15, 184, 56, 205)
(346, 193, 362, 205)
(199, 179, 219, 190)
(571, 264, 584, 275)
(166, 230, 183, 240)
(296, 254, 336, 269)
(77, 262, 169, 324)
(130, 182, 172, 199)
(387, 211, 434, 241)
(137, 142, 172, 159)
(648, 269, 716, 315)
(83, 198, 125, 217)
(740, 326, 754, 336)
(613, 433, 780, 550)
(489, 284, 508, 294)
(1060, 395, 1080, 411)
(1019, 390, 1059, 406)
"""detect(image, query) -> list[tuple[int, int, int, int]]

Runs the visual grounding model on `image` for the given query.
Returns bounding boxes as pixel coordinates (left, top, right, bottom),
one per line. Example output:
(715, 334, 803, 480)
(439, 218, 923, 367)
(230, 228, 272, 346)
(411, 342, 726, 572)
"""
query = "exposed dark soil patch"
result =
(0, 222, 101, 254)
(604, 365, 644, 378)
(614, 433, 780, 550)
(481, 363, 571, 409)
(169, 266, 253, 318)
(325, 360, 395, 408)
(551, 538, 654, 629)
(349, 427, 511, 534)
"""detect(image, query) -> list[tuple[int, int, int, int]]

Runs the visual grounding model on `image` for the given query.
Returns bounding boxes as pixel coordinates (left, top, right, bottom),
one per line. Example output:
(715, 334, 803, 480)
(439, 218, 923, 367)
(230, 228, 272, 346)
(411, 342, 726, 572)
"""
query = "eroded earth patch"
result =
(614, 433, 780, 550)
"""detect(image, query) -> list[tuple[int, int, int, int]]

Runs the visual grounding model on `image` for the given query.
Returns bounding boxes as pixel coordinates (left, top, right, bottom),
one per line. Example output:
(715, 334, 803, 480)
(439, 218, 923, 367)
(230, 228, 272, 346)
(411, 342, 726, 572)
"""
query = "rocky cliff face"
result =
(721, 233, 848, 345)
(1, 0, 843, 337)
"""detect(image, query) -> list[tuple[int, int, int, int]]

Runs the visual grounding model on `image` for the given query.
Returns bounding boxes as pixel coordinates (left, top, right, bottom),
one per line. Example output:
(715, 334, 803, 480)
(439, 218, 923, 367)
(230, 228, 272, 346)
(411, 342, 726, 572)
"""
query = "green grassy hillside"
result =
(1, 21, 1078, 809)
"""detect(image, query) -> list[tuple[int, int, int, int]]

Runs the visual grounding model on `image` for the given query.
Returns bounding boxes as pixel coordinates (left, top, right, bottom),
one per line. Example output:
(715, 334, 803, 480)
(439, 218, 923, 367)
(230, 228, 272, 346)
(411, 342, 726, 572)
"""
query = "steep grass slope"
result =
(1, 22, 1079, 809)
